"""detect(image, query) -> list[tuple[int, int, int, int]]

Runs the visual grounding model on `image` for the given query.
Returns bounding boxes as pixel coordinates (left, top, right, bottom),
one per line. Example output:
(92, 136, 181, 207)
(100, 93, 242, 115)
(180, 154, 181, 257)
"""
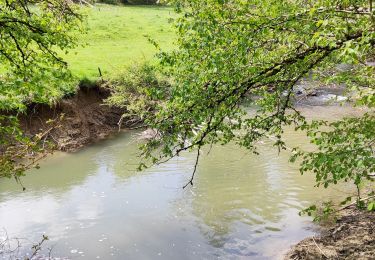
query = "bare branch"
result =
(183, 147, 201, 189)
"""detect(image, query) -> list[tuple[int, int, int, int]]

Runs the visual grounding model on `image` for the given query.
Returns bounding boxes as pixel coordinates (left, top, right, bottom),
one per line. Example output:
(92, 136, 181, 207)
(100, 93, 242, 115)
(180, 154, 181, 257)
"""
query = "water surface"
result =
(0, 106, 358, 259)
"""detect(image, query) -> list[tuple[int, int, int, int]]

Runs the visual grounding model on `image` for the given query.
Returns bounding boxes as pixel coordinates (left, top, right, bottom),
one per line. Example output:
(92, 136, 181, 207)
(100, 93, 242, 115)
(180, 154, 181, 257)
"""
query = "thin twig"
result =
(312, 237, 328, 258)
(183, 148, 201, 189)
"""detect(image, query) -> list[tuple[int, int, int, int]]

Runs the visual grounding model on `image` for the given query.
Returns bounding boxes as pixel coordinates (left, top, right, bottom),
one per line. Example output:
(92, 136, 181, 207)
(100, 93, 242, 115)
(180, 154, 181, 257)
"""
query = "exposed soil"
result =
(19, 85, 132, 152)
(285, 206, 374, 260)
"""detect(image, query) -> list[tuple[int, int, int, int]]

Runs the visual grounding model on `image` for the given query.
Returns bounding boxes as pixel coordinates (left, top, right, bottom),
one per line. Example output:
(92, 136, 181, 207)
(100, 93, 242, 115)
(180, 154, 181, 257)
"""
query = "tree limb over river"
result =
(128, 0, 375, 214)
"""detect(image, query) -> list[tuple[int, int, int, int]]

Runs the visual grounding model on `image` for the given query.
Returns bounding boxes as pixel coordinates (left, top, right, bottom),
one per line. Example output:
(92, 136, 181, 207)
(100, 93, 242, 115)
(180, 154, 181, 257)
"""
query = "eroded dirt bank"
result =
(19, 85, 130, 152)
(286, 206, 374, 259)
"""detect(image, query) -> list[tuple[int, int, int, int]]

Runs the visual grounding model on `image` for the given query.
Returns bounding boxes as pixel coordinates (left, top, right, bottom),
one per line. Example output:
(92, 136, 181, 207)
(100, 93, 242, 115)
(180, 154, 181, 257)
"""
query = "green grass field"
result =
(64, 4, 175, 79)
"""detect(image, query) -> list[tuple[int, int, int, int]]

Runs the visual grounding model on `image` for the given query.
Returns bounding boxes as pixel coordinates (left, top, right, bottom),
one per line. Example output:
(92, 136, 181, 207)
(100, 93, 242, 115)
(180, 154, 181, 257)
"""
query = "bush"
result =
(105, 62, 170, 121)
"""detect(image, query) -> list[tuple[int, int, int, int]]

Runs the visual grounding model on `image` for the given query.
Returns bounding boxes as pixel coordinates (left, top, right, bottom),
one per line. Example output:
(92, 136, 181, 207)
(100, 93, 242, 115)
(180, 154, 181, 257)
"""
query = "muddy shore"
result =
(285, 206, 374, 259)
(19, 85, 133, 152)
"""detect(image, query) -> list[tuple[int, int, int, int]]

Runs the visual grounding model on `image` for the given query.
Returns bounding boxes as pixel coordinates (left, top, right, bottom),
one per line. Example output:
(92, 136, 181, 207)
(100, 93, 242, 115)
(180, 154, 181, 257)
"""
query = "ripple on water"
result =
(0, 115, 355, 259)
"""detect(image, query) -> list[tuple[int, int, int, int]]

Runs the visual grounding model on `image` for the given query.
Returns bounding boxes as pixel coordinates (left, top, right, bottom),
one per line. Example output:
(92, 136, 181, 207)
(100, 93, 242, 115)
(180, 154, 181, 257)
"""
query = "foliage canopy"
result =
(135, 0, 375, 210)
(0, 0, 82, 111)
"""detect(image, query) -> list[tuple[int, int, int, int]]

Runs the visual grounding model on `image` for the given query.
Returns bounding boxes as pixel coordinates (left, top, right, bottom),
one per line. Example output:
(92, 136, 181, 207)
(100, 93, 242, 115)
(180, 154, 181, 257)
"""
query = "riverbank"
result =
(19, 84, 133, 152)
(18, 79, 357, 152)
(286, 206, 374, 259)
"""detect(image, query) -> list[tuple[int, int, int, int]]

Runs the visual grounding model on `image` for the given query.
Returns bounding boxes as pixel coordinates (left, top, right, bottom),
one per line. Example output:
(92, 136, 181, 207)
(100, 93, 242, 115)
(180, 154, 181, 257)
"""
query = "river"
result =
(0, 106, 360, 259)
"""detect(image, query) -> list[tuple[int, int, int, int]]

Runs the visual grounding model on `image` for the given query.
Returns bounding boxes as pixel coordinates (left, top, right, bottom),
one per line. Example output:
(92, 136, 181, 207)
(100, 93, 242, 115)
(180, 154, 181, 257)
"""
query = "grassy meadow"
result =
(64, 4, 175, 79)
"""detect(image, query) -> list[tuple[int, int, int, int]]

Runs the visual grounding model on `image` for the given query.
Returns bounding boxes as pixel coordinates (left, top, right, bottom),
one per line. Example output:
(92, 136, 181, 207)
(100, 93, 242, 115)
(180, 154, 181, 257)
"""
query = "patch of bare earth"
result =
(19, 86, 135, 152)
(285, 207, 374, 259)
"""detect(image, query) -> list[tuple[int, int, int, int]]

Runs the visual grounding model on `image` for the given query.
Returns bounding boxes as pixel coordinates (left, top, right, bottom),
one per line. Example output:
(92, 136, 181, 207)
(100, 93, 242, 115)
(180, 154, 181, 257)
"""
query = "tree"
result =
(0, 0, 82, 110)
(0, 0, 82, 182)
(136, 0, 374, 210)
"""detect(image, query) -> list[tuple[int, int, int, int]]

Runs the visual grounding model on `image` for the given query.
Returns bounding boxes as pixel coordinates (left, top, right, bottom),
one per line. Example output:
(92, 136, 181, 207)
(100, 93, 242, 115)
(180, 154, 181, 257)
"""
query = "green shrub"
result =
(105, 62, 170, 121)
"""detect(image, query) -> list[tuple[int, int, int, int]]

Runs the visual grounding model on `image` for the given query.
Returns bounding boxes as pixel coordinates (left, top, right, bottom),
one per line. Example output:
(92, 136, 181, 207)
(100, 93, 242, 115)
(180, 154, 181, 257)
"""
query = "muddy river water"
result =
(0, 106, 361, 259)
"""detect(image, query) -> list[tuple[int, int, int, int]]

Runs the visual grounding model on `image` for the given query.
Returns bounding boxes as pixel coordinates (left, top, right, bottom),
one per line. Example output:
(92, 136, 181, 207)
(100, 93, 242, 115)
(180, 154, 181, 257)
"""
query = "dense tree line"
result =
(96, 0, 158, 5)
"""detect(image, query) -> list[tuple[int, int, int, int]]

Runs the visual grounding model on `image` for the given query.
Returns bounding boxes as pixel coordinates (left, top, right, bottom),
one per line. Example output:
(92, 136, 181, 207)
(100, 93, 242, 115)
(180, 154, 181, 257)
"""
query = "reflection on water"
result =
(0, 107, 357, 259)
